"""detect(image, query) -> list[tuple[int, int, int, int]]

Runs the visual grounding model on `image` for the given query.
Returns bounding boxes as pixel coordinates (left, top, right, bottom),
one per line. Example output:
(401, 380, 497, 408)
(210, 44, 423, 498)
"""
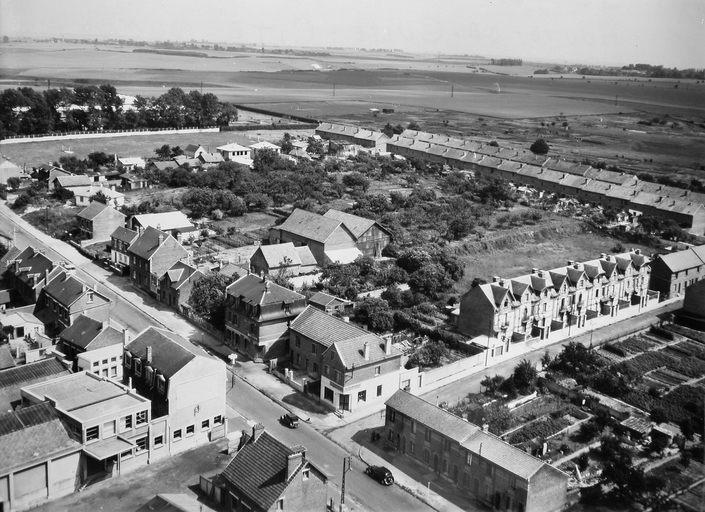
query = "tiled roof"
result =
(6, 246, 55, 285)
(0, 345, 15, 370)
(0, 402, 82, 474)
(198, 152, 225, 164)
(55, 175, 93, 188)
(254, 243, 303, 268)
(126, 327, 209, 378)
(295, 246, 317, 266)
(77, 201, 111, 220)
(148, 161, 177, 171)
(386, 390, 479, 443)
(332, 333, 401, 368)
(72, 186, 124, 200)
(111, 226, 139, 244)
(217, 143, 250, 152)
(226, 274, 304, 306)
(323, 209, 378, 239)
(308, 292, 339, 307)
(277, 209, 348, 243)
(0, 358, 71, 411)
(60, 314, 123, 350)
(118, 157, 146, 166)
(249, 141, 280, 150)
(0, 245, 22, 276)
(461, 430, 551, 480)
(220, 430, 305, 510)
(290, 306, 369, 348)
(43, 271, 103, 308)
(132, 211, 193, 232)
(162, 261, 204, 290)
(120, 172, 148, 182)
(655, 249, 705, 273)
(128, 226, 171, 260)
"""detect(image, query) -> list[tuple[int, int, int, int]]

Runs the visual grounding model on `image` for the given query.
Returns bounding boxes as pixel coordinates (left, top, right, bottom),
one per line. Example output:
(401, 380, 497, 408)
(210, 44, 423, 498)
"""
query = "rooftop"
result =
(126, 327, 211, 378)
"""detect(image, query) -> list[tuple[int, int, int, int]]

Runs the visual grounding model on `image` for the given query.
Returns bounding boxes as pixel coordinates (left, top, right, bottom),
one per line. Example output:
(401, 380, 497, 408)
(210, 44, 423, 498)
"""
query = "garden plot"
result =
(645, 367, 690, 387)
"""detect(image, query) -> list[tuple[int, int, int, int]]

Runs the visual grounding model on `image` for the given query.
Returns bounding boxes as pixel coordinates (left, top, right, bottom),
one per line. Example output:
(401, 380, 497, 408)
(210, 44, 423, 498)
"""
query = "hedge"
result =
(508, 417, 571, 445)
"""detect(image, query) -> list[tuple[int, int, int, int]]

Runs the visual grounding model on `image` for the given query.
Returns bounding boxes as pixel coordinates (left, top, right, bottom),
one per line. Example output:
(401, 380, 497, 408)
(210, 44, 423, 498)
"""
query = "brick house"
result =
(224, 274, 307, 362)
(34, 271, 111, 336)
(204, 424, 329, 512)
(1, 247, 66, 305)
(249, 243, 316, 277)
(122, 327, 227, 458)
(458, 250, 654, 354)
(158, 261, 205, 311)
(648, 246, 705, 300)
(268, 208, 361, 265)
(290, 306, 404, 413)
(76, 202, 126, 243)
(58, 314, 125, 377)
(0, 403, 83, 512)
(385, 390, 568, 512)
(109, 226, 138, 275)
(128, 226, 190, 297)
(323, 209, 392, 258)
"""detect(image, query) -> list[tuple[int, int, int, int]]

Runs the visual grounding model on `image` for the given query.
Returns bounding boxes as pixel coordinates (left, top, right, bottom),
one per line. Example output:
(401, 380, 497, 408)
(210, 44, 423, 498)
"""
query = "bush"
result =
(603, 343, 627, 357)
(650, 325, 674, 340)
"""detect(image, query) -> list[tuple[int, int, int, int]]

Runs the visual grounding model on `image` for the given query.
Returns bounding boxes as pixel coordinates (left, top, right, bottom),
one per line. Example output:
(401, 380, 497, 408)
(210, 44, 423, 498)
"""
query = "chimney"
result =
(342, 316, 350, 323)
(573, 263, 580, 270)
(14, 261, 19, 274)
(287, 448, 305, 480)
(492, 276, 500, 283)
(635, 249, 641, 255)
(531, 268, 538, 274)
(384, 337, 392, 355)
(567, 260, 574, 266)
(537, 270, 544, 278)
(252, 423, 265, 443)
(600, 253, 606, 259)
(363, 341, 370, 361)
(259, 270, 265, 281)
(101, 320, 108, 330)
(482, 423, 489, 433)
(146, 346, 153, 365)
(158, 232, 164, 245)
(123, 328, 131, 347)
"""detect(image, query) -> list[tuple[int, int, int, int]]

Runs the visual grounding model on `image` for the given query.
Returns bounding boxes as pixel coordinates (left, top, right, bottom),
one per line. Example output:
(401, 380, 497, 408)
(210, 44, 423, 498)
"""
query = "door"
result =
(339, 394, 350, 411)
(433, 453, 439, 472)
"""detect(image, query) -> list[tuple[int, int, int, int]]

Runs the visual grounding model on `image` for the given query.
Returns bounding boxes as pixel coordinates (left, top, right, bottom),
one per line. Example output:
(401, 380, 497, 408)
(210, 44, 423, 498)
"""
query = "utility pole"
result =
(451, 85, 454, 97)
(339, 455, 352, 512)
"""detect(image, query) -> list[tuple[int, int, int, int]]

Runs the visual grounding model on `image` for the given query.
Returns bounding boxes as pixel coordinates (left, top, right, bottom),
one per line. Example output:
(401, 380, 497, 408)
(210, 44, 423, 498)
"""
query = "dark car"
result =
(364, 465, 394, 486)
(279, 413, 299, 428)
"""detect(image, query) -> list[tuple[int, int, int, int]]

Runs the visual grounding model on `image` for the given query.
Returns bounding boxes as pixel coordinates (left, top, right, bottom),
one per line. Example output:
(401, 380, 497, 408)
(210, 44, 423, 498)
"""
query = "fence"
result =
(0, 126, 219, 144)
(220, 123, 318, 132)
(234, 105, 319, 124)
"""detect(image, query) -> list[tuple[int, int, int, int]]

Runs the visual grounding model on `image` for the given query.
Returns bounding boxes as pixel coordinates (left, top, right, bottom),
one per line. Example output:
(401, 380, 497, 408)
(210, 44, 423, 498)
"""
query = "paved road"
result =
(0, 203, 428, 512)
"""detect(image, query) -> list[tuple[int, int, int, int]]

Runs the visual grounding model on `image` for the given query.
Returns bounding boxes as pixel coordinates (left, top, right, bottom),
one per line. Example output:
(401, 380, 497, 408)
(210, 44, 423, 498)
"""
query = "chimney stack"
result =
(287, 447, 306, 480)
(252, 423, 265, 443)
(123, 328, 131, 347)
(492, 276, 500, 283)
(531, 268, 538, 274)
(363, 341, 370, 361)
(158, 232, 164, 245)
(600, 253, 606, 259)
(384, 337, 392, 355)
(146, 346, 153, 365)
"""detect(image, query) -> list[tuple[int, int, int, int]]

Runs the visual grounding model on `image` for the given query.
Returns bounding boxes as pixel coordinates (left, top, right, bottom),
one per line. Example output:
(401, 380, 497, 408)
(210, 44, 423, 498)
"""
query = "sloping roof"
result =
(77, 201, 112, 220)
(198, 152, 225, 164)
(323, 209, 379, 239)
(295, 246, 317, 266)
(655, 250, 704, 273)
(332, 333, 401, 368)
(0, 245, 22, 276)
(118, 157, 146, 167)
(217, 143, 250, 152)
(461, 430, 550, 480)
(308, 292, 345, 308)
(126, 327, 210, 378)
(72, 186, 125, 200)
(55, 175, 93, 188)
(43, 271, 103, 308)
(132, 211, 193, 232)
(254, 243, 303, 268)
(162, 261, 204, 290)
(60, 314, 123, 350)
(148, 161, 178, 171)
(220, 430, 304, 510)
(277, 209, 349, 243)
(0, 402, 82, 474)
(111, 226, 139, 244)
(249, 141, 281, 150)
(5, 246, 55, 285)
(0, 358, 71, 410)
(128, 226, 171, 260)
(120, 172, 148, 182)
(385, 390, 479, 443)
(0, 345, 15, 370)
(290, 306, 368, 348)
(226, 274, 304, 306)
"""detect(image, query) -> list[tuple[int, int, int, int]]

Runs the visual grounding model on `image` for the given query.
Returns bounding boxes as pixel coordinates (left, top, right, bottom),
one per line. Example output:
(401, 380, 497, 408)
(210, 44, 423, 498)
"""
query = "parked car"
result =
(364, 465, 394, 485)
(279, 413, 299, 428)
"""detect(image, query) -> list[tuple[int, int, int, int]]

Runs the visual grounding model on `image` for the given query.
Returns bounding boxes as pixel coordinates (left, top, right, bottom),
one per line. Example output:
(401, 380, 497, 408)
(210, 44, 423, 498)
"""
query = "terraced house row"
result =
(458, 250, 656, 352)
(314, 123, 705, 233)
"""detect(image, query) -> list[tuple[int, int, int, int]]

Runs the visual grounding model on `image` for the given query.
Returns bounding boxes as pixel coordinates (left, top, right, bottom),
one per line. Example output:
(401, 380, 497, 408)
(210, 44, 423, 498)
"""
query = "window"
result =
(121, 449, 133, 460)
(311, 344, 317, 355)
(135, 410, 147, 426)
(410, 441, 416, 454)
(110, 366, 117, 377)
(312, 362, 319, 373)
(102, 359, 108, 365)
(135, 359, 142, 376)
(102, 369, 108, 377)
(509, 476, 516, 489)
(377, 384, 382, 397)
(202, 419, 210, 430)
(214, 415, 223, 425)
(154, 435, 163, 447)
(173, 429, 182, 441)
(135, 436, 148, 453)
(410, 419, 416, 433)
(86, 426, 99, 442)
(295, 336, 301, 347)
(442, 459, 448, 474)
(276, 499, 284, 510)
(186, 425, 195, 436)
(324, 365, 329, 376)
(302, 469, 310, 481)
(443, 438, 451, 451)
(330, 351, 334, 361)
(324, 387, 334, 402)
(423, 449, 430, 463)
(358, 390, 366, 403)
(388, 409, 396, 422)
(374, 366, 381, 376)
(103, 420, 116, 437)
(425, 428, 432, 442)
(92, 361, 99, 367)
(466, 451, 473, 465)
(334, 370, 340, 382)
(157, 375, 166, 394)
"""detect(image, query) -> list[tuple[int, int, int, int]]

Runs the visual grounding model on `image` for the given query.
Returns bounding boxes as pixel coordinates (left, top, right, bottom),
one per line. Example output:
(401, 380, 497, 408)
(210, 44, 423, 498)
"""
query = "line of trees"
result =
(491, 58, 522, 66)
(0, 85, 238, 139)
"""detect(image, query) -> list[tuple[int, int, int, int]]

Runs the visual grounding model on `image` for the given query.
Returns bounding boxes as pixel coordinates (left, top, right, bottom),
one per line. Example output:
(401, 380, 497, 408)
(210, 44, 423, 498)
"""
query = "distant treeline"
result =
(576, 64, 704, 80)
(133, 48, 208, 58)
(0, 85, 238, 139)
(491, 58, 522, 66)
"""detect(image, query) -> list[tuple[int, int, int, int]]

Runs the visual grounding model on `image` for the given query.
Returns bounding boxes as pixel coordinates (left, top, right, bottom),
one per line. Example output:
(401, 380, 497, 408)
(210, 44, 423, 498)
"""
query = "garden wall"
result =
(420, 351, 485, 390)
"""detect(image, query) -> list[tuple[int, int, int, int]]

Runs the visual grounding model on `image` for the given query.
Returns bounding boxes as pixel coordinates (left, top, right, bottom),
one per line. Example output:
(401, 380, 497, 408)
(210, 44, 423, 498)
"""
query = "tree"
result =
(52, 188, 74, 202)
(541, 350, 552, 369)
(342, 172, 370, 192)
(407, 121, 420, 131)
(278, 133, 293, 154)
(270, 256, 294, 289)
(6, 177, 20, 190)
(155, 144, 172, 160)
(480, 374, 505, 394)
(186, 272, 236, 329)
(306, 136, 325, 156)
(513, 359, 538, 394)
(530, 138, 549, 155)
(405, 341, 449, 369)
(483, 404, 513, 435)
(89, 190, 110, 205)
(87, 151, 111, 168)
(354, 297, 394, 331)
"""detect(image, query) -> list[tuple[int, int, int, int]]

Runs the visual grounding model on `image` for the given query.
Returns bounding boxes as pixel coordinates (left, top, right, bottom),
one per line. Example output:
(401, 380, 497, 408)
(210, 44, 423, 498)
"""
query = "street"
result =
(0, 203, 430, 512)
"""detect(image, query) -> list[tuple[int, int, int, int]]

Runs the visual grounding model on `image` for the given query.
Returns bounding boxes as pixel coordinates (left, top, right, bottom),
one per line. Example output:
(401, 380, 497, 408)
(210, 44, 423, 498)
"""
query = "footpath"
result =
(0, 203, 685, 512)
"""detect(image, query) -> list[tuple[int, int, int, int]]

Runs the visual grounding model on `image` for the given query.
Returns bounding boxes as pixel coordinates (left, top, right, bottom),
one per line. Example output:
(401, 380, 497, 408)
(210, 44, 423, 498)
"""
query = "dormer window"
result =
(87, 292, 94, 303)
(124, 352, 132, 368)
(135, 359, 142, 377)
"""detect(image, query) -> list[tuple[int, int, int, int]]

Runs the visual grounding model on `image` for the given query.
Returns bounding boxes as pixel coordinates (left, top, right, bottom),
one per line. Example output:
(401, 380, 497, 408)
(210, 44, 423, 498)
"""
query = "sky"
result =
(1, 0, 703, 68)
